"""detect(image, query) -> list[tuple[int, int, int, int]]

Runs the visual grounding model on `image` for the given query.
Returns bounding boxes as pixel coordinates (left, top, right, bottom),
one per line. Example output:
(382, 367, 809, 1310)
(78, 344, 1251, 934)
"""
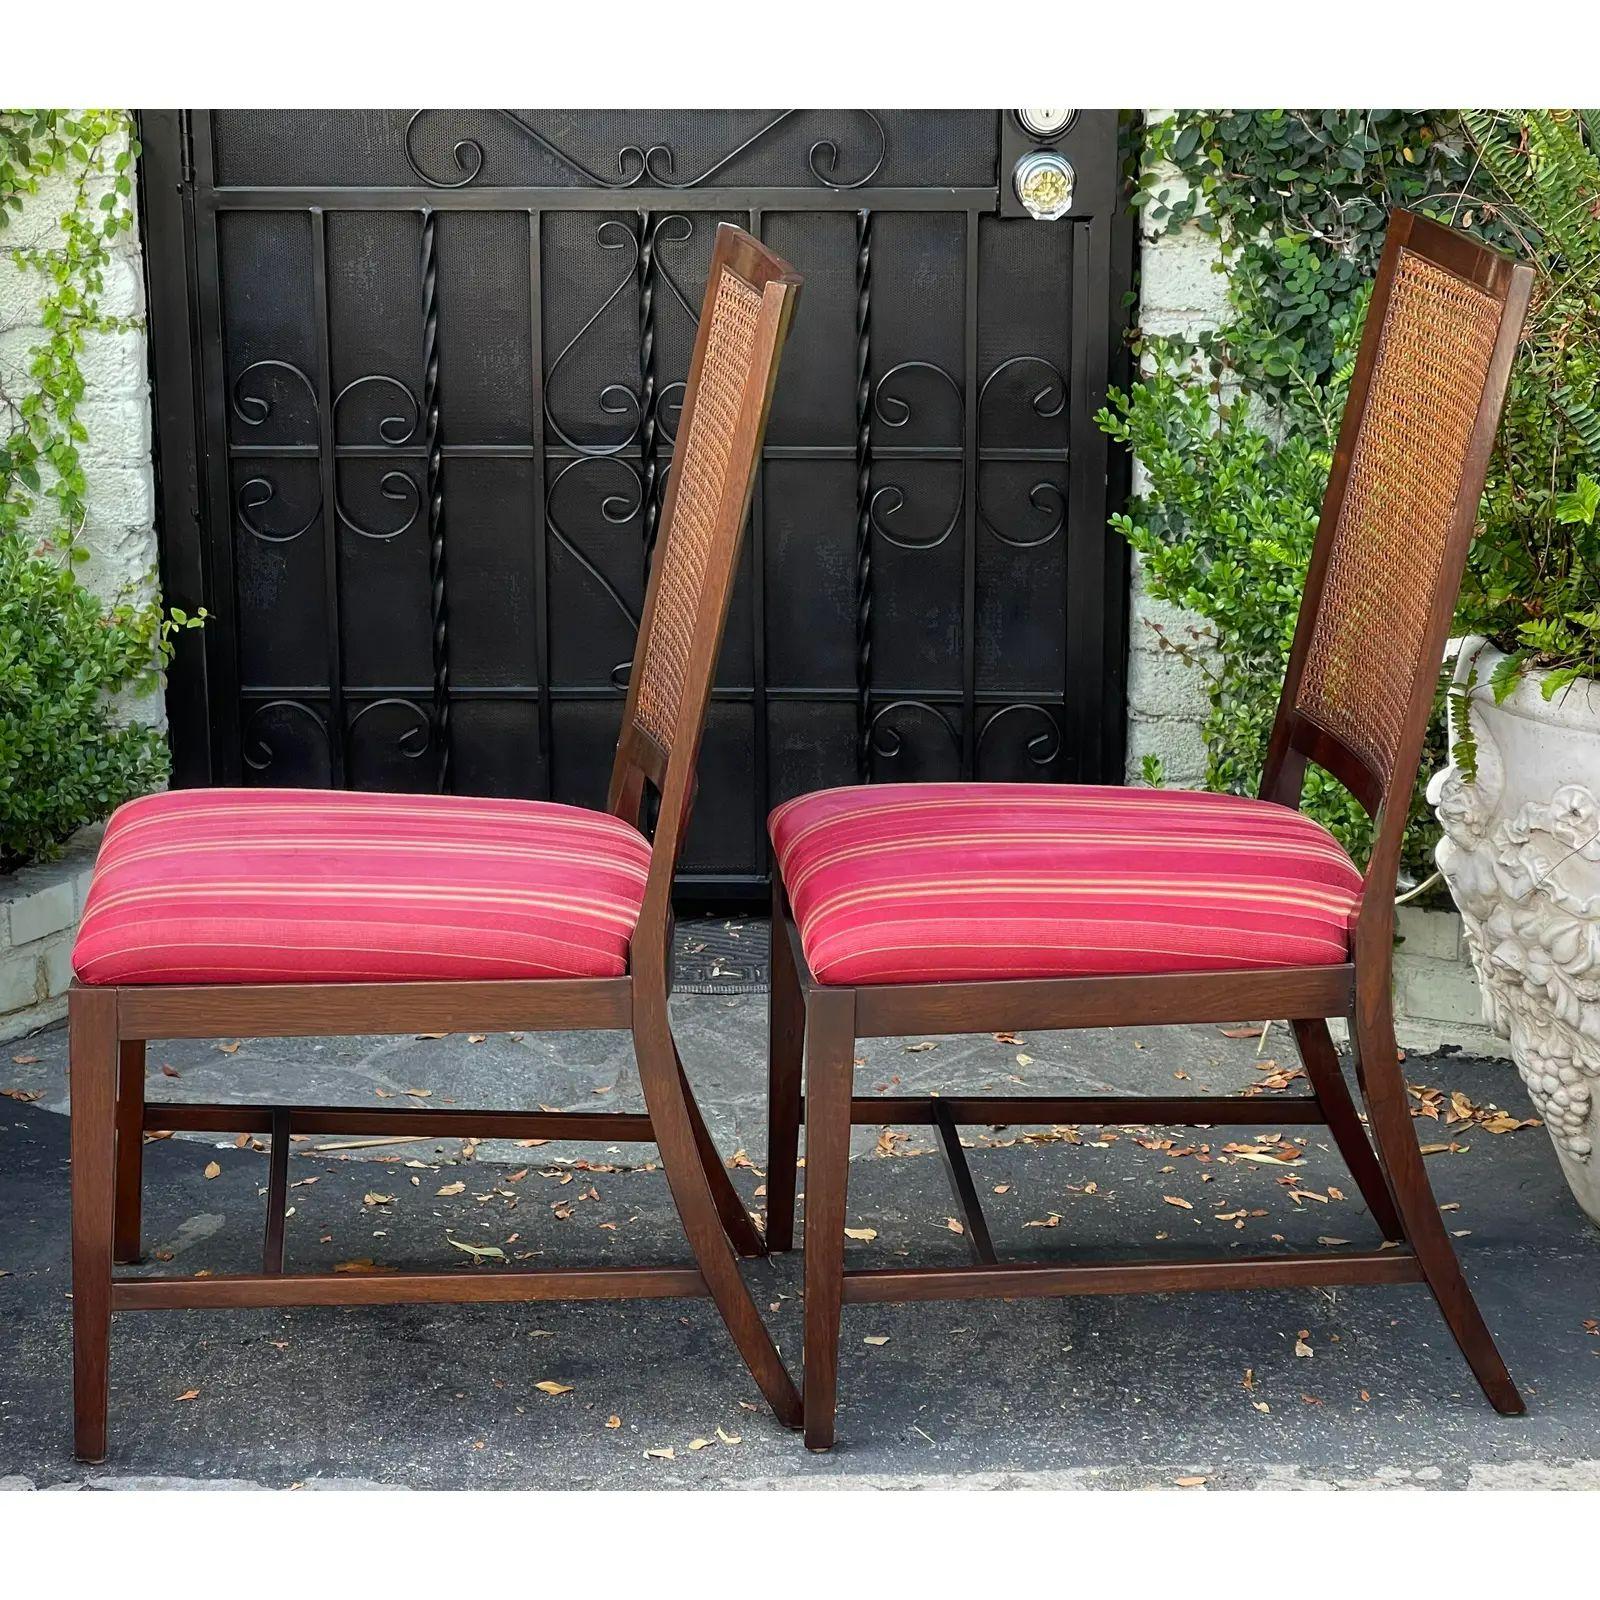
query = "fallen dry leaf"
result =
(844, 1226, 878, 1242)
(11, 1053, 40, 1065)
(332, 1258, 396, 1274)
(645, 1447, 675, 1461)
(362, 1192, 394, 1206)
(605, 1415, 622, 1429)
(534, 1380, 574, 1396)
(217, 1041, 241, 1055)
(1174, 1475, 1207, 1488)
(1163, 1194, 1193, 1210)
(863, 1335, 890, 1347)
(1294, 1334, 1314, 1358)
(687, 1438, 711, 1451)
(447, 1236, 504, 1261)
(437, 1180, 466, 1196)
(203, 1161, 221, 1180)
(716, 1426, 741, 1445)
(944, 1217, 965, 1235)
(1, 1087, 43, 1103)
(176, 1388, 200, 1402)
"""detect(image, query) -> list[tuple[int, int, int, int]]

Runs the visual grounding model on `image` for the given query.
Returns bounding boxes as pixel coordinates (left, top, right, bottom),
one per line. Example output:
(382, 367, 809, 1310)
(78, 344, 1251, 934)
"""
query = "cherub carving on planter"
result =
(1430, 638, 1600, 1223)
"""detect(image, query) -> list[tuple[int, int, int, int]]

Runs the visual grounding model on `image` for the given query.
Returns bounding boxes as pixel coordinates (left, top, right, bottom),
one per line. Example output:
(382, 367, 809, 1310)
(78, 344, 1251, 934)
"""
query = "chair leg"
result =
(674, 1036, 766, 1258)
(114, 1038, 145, 1265)
(1351, 994, 1525, 1415)
(633, 991, 802, 1429)
(71, 987, 119, 1463)
(801, 984, 855, 1451)
(765, 880, 805, 1253)
(1292, 1018, 1403, 1240)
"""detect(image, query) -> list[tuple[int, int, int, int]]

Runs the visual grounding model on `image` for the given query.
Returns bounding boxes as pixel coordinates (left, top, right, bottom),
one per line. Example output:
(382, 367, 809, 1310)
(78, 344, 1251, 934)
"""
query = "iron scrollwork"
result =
(404, 109, 886, 193)
(868, 361, 965, 551)
(231, 358, 319, 440)
(868, 700, 962, 777)
(243, 699, 331, 776)
(348, 697, 434, 768)
(977, 355, 1069, 549)
(976, 702, 1063, 779)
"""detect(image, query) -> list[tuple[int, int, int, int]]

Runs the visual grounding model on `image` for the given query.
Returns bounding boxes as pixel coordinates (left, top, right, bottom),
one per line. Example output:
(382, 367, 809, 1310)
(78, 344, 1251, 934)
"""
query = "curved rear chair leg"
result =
(673, 1036, 766, 1258)
(71, 986, 118, 1462)
(633, 990, 801, 1429)
(1352, 995, 1525, 1415)
(1292, 1018, 1403, 1240)
(802, 985, 856, 1451)
(765, 880, 805, 1253)
(114, 1038, 146, 1265)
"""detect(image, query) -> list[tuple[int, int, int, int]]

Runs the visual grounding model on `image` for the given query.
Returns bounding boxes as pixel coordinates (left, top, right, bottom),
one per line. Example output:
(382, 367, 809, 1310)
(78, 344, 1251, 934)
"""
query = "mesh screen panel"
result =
(633, 266, 766, 749)
(1295, 249, 1502, 784)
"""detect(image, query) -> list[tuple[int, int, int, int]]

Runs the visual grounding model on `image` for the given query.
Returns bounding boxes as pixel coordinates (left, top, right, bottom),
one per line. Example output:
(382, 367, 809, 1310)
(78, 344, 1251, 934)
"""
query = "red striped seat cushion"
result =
(72, 789, 653, 986)
(769, 783, 1363, 986)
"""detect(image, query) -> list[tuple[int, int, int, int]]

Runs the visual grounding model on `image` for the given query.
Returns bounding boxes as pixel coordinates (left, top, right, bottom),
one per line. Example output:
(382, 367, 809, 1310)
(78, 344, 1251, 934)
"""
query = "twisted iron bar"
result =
(637, 208, 661, 587)
(420, 208, 451, 793)
(854, 208, 873, 782)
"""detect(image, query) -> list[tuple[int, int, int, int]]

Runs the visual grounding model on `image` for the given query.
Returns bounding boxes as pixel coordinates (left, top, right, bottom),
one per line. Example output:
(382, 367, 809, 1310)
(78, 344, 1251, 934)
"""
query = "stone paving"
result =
(2, 943, 1598, 1489)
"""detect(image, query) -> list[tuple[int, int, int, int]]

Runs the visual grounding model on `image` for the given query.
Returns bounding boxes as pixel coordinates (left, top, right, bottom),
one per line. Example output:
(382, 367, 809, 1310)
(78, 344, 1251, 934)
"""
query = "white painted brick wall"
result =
(1124, 113, 1226, 790)
(0, 123, 158, 615)
(0, 119, 158, 1038)
(0, 828, 101, 1042)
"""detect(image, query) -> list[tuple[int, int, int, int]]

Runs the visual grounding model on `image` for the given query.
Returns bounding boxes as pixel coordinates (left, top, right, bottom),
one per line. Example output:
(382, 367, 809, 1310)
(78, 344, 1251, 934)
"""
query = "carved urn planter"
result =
(1429, 636, 1600, 1226)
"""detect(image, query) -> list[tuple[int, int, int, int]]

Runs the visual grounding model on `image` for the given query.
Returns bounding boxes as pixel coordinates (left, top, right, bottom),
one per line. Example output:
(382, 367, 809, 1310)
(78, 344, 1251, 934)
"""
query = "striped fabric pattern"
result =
(769, 783, 1364, 986)
(72, 789, 653, 986)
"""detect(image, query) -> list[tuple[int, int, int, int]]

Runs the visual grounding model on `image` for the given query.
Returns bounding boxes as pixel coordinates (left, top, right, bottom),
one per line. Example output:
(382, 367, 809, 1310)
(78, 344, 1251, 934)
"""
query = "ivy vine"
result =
(1, 109, 200, 870)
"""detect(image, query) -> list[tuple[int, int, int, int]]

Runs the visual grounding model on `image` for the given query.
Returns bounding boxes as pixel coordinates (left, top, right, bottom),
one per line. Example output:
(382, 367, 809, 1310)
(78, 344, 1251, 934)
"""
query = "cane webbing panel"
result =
(633, 266, 765, 751)
(1295, 249, 1502, 784)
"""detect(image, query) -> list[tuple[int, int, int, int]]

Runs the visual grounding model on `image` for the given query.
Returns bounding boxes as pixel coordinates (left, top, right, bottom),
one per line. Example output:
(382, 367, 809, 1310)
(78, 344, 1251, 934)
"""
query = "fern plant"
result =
(1456, 109, 1600, 703)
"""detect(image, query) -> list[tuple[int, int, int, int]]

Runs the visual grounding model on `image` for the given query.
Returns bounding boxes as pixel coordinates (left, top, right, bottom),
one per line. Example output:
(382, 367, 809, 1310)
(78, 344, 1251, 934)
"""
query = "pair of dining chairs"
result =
(67, 213, 1532, 1460)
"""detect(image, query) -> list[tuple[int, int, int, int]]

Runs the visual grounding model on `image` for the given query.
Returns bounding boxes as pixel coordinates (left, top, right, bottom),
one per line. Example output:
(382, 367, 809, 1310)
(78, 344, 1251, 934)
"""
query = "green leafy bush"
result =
(1455, 110, 1600, 704)
(1103, 111, 1468, 879)
(1099, 323, 1436, 878)
(1, 109, 200, 872)
(0, 535, 178, 871)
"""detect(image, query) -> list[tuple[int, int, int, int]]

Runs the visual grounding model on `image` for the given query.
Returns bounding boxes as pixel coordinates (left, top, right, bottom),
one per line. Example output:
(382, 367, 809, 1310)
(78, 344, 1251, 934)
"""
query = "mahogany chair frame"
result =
(765, 212, 1536, 1449)
(69, 224, 803, 1462)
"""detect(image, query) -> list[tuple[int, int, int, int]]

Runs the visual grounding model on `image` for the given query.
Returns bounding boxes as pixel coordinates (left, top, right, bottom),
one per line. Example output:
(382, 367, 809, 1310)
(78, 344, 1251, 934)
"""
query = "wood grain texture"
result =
(70, 987, 118, 1461)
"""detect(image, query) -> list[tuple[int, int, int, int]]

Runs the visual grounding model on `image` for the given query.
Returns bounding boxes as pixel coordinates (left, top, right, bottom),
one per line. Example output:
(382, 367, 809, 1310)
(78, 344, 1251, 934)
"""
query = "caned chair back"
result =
(605, 224, 801, 948)
(1262, 211, 1533, 915)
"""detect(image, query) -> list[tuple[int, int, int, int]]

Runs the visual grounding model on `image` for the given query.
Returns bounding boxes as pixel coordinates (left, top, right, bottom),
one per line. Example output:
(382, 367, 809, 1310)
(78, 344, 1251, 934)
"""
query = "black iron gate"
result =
(141, 110, 1134, 898)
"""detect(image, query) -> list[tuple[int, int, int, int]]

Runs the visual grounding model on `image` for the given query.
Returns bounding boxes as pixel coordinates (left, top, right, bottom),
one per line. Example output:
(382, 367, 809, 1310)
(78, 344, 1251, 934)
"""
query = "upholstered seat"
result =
(769, 782, 1363, 986)
(71, 788, 652, 986)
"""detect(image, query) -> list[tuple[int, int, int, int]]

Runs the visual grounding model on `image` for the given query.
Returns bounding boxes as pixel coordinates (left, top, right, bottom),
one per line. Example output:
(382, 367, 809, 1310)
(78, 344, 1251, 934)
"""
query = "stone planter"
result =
(1429, 636, 1600, 1226)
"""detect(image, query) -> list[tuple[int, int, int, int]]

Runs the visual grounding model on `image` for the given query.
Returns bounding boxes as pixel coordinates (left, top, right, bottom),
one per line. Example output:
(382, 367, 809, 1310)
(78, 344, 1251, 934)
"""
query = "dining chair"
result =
(765, 210, 1534, 1450)
(67, 222, 802, 1462)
